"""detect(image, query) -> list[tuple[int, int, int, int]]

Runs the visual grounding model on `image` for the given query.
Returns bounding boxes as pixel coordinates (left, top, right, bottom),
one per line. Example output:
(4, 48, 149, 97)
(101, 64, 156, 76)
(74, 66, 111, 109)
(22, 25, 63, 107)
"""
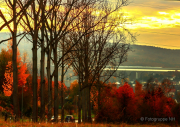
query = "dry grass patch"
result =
(0, 119, 179, 127)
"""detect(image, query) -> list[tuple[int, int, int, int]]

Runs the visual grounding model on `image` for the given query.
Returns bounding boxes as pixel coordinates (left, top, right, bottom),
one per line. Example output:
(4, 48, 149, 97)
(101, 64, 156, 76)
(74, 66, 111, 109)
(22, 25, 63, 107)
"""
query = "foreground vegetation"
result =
(0, 120, 179, 127)
(1, 42, 180, 124)
(0, 116, 179, 127)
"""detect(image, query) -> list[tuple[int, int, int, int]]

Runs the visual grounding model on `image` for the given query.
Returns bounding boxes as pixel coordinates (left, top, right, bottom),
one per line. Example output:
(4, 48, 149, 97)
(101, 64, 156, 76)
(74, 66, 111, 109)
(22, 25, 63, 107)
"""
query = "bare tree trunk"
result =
(86, 87, 89, 122)
(53, 9, 59, 123)
(61, 43, 64, 123)
(84, 35, 89, 123)
(40, 7, 45, 121)
(78, 81, 81, 124)
(78, 50, 82, 124)
(87, 86, 91, 123)
(82, 89, 85, 123)
(32, 1, 39, 122)
(50, 75, 53, 119)
(47, 49, 52, 122)
(85, 87, 87, 122)
(12, 0, 18, 121)
(82, 87, 88, 123)
(53, 46, 58, 123)
(32, 35, 38, 122)
(98, 81, 101, 112)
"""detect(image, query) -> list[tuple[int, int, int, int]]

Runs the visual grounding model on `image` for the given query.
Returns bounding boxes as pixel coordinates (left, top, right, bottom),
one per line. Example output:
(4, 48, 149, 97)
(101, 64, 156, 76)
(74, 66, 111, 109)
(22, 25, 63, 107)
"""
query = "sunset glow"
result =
(0, 1, 180, 124)
(1, 0, 180, 49)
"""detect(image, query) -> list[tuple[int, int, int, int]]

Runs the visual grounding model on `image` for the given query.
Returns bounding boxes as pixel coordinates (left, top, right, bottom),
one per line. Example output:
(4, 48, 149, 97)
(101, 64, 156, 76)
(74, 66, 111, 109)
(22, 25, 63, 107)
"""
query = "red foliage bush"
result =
(95, 80, 178, 124)
(135, 81, 176, 123)
(95, 82, 138, 123)
(172, 103, 180, 124)
(95, 85, 119, 123)
(115, 82, 138, 123)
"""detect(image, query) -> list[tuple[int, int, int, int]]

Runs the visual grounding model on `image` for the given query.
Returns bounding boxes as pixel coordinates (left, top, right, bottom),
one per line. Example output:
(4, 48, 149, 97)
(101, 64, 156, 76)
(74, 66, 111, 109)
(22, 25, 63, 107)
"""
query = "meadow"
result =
(0, 118, 179, 127)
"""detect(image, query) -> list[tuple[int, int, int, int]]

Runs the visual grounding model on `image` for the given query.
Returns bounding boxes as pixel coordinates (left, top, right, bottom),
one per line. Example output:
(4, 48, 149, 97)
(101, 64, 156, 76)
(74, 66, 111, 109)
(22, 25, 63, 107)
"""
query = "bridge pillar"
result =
(136, 72, 138, 80)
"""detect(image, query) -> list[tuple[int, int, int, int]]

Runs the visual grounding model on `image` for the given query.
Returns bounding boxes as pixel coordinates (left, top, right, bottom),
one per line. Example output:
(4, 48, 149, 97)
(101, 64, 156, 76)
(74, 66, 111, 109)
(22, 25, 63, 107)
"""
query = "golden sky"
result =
(120, 0, 180, 49)
(1, 0, 180, 49)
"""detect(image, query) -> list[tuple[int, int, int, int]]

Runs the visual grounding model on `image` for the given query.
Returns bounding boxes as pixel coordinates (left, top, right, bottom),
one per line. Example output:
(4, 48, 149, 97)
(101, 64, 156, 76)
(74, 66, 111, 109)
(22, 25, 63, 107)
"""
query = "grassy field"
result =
(0, 119, 179, 127)
(0, 116, 178, 127)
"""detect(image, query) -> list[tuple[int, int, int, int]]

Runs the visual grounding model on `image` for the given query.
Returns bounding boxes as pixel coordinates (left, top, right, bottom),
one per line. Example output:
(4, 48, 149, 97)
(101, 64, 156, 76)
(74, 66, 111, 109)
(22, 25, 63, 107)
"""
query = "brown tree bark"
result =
(53, 44, 58, 123)
(47, 47, 52, 122)
(32, 38, 38, 122)
(32, 1, 39, 122)
(12, 0, 19, 121)
(40, 1, 46, 121)
(78, 76, 82, 124)
(87, 86, 91, 123)
(61, 42, 65, 123)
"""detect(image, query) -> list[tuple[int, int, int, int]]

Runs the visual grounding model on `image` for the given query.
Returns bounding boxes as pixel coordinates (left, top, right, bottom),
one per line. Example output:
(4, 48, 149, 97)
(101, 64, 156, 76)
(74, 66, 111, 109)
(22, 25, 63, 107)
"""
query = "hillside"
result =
(122, 45, 180, 68)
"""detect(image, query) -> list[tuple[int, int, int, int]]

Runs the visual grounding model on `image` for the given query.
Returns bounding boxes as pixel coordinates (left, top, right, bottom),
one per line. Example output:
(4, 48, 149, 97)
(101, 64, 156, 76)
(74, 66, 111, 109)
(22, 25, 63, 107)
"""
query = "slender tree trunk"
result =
(53, 9, 59, 123)
(84, 38, 89, 123)
(32, 41, 38, 122)
(87, 86, 91, 123)
(85, 87, 87, 122)
(32, 37, 38, 122)
(47, 49, 52, 122)
(40, 9, 45, 121)
(12, 0, 18, 121)
(61, 43, 64, 123)
(53, 46, 58, 123)
(32, 1, 38, 122)
(78, 83, 81, 124)
(98, 81, 101, 112)
(86, 87, 89, 122)
(50, 75, 53, 119)
(82, 88, 85, 123)
(78, 50, 82, 124)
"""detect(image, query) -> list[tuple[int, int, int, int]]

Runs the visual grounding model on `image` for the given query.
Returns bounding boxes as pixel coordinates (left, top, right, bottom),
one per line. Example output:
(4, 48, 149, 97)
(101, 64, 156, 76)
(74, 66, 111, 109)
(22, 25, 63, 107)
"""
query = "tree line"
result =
(0, 0, 136, 123)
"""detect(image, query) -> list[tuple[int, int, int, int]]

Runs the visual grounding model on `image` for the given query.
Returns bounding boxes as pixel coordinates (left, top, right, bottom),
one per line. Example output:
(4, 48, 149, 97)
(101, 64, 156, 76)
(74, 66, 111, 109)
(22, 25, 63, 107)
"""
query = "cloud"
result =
(120, 1, 180, 30)
(132, 28, 180, 49)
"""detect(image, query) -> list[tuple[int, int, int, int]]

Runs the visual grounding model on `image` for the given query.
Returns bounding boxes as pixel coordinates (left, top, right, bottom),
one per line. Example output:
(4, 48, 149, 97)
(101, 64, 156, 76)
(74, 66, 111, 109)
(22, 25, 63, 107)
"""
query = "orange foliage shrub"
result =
(2, 41, 29, 96)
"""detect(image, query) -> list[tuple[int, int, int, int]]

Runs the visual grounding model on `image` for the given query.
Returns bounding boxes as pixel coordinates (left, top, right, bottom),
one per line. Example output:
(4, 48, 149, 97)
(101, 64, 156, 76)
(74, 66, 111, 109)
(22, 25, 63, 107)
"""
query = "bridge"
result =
(103, 66, 180, 83)
(104, 66, 180, 72)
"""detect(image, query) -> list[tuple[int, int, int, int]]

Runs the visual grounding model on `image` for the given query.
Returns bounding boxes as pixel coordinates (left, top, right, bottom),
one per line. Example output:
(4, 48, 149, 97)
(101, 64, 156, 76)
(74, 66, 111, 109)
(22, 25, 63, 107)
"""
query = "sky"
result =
(1, 0, 180, 49)
(117, 0, 180, 49)
(0, 0, 180, 86)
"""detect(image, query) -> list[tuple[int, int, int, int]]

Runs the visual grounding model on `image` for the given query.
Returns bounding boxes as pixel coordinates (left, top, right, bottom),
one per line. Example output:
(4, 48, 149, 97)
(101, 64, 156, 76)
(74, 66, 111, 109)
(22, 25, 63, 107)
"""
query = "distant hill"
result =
(121, 45, 180, 68)
(0, 32, 179, 68)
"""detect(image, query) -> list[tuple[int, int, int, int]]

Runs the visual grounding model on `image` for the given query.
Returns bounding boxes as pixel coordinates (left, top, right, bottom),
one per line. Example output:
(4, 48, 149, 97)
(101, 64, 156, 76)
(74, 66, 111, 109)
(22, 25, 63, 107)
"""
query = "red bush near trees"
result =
(172, 103, 180, 124)
(143, 87, 175, 118)
(95, 80, 178, 124)
(115, 82, 138, 123)
(95, 82, 138, 123)
(135, 81, 176, 123)
(95, 84, 119, 123)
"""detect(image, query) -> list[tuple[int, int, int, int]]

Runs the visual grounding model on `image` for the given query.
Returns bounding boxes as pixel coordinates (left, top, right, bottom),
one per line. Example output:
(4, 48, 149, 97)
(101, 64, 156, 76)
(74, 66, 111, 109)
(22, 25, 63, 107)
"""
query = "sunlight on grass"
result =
(0, 118, 179, 127)
(0, 116, 178, 127)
